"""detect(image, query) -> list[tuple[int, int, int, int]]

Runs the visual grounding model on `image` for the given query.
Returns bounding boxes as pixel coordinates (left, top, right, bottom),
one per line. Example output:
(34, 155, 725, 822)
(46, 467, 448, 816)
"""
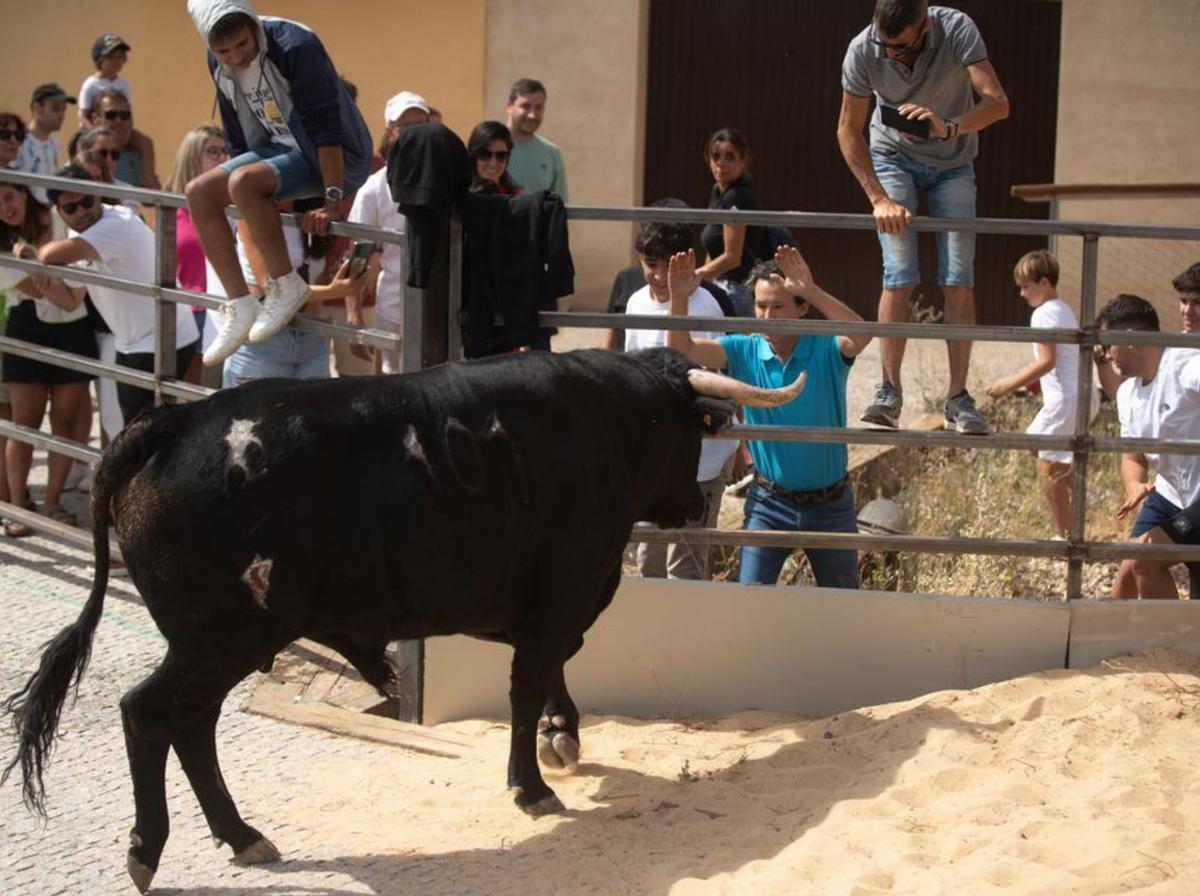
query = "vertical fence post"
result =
(1066, 233, 1100, 600)
(153, 203, 178, 407)
(447, 213, 463, 362)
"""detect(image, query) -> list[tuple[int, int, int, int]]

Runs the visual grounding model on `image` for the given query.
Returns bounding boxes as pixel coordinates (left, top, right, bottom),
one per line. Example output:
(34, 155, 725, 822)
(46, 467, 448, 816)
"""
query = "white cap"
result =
(384, 91, 431, 124)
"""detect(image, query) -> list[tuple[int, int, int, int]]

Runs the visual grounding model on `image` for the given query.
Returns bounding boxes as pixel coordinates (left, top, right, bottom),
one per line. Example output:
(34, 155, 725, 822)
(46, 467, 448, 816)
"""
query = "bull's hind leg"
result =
(121, 649, 273, 893)
(173, 705, 279, 864)
(538, 655, 582, 774)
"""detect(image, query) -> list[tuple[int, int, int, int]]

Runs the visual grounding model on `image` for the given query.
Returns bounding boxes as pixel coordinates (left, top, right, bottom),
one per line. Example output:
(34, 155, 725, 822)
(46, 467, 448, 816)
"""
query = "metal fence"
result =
(3, 168, 1200, 602)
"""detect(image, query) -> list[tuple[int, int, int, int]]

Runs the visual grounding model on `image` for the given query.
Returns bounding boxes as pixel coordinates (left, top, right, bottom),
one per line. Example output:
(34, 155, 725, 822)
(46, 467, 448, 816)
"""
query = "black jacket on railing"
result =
(459, 190, 574, 357)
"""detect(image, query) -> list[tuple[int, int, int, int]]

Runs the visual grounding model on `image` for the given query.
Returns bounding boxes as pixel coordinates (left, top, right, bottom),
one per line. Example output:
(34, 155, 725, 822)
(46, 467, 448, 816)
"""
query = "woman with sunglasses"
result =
(696, 128, 765, 316)
(0, 181, 97, 536)
(0, 111, 25, 169)
(165, 125, 229, 383)
(467, 121, 520, 196)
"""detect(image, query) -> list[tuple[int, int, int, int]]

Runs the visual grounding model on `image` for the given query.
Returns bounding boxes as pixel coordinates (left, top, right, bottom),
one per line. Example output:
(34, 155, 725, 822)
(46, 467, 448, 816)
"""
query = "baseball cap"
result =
(31, 83, 78, 105)
(92, 33, 131, 64)
(384, 91, 430, 125)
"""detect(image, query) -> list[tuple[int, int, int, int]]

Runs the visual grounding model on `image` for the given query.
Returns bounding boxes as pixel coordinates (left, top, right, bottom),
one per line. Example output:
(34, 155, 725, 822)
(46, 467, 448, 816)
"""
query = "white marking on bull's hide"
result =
(487, 414, 506, 438)
(350, 397, 371, 418)
(225, 419, 264, 478)
(241, 555, 273, 609)
(404, 424, 431, 475)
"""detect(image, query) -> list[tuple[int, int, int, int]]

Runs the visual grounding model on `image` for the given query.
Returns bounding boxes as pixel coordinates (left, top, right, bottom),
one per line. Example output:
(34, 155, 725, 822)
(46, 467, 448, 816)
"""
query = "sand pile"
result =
(243, 647, 1200, 894)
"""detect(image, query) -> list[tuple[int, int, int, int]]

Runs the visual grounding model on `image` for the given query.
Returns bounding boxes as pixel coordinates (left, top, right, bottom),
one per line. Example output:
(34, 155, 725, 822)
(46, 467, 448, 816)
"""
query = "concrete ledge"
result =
(1068, 600, 1200, 669)
(423, 578, 1071, 724)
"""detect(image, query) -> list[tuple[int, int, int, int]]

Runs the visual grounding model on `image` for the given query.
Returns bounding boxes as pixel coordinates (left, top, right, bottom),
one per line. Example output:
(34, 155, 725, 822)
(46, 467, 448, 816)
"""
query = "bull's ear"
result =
(694, 397, 735, 434)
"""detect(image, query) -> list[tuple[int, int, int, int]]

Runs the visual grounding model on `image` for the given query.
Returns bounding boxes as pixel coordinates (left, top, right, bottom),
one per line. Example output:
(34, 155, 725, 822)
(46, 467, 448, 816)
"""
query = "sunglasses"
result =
(478, 149, 509, 162)
(93, 148, 121, 161)
(868, 17, 928, 53)
(0, 128, 25, 142)
(102, 109, 132, 121)
(58, 194, 98, 215)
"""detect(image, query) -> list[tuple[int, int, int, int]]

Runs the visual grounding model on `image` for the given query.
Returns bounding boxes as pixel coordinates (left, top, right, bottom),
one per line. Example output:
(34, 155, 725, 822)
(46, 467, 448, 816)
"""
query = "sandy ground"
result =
(243, 647, 1200, 895)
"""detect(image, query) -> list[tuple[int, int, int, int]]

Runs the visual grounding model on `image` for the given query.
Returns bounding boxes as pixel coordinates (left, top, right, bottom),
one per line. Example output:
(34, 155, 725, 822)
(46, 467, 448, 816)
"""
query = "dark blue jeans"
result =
(739, 483, 859, 588)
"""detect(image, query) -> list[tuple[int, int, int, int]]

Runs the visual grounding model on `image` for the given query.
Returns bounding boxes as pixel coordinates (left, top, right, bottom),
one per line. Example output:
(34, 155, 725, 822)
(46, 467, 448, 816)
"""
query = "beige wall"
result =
(485, 0, 648, 311)
(2, 0, 486, 184)
(1053, 0, 1200, 324)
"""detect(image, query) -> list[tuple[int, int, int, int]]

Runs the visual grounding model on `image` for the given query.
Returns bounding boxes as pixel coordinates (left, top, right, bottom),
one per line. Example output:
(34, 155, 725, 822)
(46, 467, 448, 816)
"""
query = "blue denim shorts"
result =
(871, 147, 976, 289)
(221, 142, 323, 201)
(222, 329, 331, 388)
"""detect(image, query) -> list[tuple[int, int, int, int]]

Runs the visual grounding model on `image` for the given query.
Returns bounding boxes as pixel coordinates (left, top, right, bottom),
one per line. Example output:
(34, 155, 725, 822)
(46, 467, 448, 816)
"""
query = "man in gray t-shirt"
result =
(837, 0, 1008, 435)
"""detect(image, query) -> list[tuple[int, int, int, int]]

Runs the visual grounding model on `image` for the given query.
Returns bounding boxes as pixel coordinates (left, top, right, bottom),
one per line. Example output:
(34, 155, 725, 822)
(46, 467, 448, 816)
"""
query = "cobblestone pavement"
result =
(0, 533, 423, 895)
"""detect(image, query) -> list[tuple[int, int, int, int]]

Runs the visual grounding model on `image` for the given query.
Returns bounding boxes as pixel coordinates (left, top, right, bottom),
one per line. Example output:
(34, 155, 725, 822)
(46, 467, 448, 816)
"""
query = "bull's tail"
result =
(1, 406, 184, 814)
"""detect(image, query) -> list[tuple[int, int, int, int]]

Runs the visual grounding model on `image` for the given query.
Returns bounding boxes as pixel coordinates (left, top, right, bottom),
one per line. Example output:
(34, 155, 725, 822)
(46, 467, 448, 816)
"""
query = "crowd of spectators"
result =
(0, 0, 1196, 602)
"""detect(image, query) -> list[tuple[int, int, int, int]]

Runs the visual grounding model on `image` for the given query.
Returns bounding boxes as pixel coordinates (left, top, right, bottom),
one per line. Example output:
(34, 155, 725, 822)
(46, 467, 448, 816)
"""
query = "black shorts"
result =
(1, 301, 98, 385)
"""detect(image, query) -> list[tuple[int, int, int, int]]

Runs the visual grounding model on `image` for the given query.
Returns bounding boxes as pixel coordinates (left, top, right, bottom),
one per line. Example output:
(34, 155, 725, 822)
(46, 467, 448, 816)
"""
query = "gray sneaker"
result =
(944, 391, 990, 435)
(861, 382, 902, 428)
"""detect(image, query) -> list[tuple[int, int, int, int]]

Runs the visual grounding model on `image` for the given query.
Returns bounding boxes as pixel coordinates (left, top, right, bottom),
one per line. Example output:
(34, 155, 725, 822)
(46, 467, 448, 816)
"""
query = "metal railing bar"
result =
(631, 525, 1200, 562)
(565, 205, 1200, 241)
(0, 420, 102, 464)
(0, 499, 122, 560)
(0, 335, 203, 401)
(0, 170, 406, 246)
(541, 310, 1200, 350)
(716, 424, 1200, 456)
(0, 256, 402, 351)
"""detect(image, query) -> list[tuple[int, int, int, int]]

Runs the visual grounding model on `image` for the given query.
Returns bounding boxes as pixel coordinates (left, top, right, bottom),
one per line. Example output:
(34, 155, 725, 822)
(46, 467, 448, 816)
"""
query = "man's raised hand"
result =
(772, 245, 813, 298)
(668, 249, 700, 300)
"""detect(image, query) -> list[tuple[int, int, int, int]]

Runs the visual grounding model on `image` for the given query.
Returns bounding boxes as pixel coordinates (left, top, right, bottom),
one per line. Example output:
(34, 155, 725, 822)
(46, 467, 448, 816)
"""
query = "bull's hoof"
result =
(510, 786, 566, 817)
(126, 854, 155, 894)
(537, 730, 580, 774)
(232, 835, 281, 866)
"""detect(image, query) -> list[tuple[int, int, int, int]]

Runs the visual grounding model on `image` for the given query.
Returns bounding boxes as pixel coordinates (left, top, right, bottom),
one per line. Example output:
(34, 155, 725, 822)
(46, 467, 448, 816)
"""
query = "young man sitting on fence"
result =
(1098, 293, 1200, 599)
(666, 245, 871, 588)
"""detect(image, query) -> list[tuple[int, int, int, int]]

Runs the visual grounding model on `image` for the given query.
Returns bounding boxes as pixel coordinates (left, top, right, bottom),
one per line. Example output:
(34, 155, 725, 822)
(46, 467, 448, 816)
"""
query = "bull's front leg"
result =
(538, 657, 581, 774)
(507, 646, 565, 816)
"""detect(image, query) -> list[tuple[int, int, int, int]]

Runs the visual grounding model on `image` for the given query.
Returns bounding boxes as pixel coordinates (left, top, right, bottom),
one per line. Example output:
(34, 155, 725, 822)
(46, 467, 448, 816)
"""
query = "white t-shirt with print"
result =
(624, 284, 737, 482)
(66, 205, 199, 354)
(15, 133, 60, 176)
(348, 167, 406, 324)
(1117, 347, 1200, 509)
(234, 59, 298, 149)
(79, 75, 132, 112)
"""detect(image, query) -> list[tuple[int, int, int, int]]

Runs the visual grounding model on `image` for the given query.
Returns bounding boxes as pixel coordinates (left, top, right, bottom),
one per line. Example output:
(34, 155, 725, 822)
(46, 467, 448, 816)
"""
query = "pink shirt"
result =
(175, 208, 207, 306)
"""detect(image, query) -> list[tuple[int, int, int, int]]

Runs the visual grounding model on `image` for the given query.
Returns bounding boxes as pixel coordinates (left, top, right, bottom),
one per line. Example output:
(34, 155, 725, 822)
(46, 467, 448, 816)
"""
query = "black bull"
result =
(3, 347, 803, 892)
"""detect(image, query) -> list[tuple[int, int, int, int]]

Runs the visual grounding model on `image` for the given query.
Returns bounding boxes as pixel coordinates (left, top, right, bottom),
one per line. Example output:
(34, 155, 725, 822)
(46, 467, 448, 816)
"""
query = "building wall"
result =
(484, 0, 648, 312)
(1052, 0, 1200, 325)
(2, 0, 486, 185)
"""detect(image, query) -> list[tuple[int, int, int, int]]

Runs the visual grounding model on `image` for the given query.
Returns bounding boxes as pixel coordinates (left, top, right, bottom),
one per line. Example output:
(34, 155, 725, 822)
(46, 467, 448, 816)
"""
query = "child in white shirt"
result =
(78, 33, 157, 185)
(987, 250, 1097, 539)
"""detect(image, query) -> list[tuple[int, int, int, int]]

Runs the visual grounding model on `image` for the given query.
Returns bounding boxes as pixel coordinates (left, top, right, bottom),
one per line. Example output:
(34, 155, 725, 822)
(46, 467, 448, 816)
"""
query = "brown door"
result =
(643, 0, 1061, 325)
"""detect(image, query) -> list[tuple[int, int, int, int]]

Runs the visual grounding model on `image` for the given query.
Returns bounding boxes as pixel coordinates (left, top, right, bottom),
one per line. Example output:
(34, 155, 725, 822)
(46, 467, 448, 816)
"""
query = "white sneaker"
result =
(203, 295, 261, 367)
(249, 271, 311, 344)
(63, 461, 87, 492)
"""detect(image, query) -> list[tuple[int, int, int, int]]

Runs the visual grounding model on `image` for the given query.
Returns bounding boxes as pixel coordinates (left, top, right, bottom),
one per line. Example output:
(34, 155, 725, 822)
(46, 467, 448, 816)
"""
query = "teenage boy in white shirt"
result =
(986, 250, 1097, 539)
(1097, 293, 1200, 599)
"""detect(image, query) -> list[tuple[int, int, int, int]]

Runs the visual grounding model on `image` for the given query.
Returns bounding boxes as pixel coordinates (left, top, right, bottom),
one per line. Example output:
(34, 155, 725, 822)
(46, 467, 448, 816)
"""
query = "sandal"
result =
(4, 519, 34, 538)
(43, 505, 78, 527)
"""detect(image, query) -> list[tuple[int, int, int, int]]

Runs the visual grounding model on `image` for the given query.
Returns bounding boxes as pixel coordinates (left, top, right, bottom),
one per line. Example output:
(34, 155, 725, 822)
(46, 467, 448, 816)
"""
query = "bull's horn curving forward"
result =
(687, 368, 806, 407)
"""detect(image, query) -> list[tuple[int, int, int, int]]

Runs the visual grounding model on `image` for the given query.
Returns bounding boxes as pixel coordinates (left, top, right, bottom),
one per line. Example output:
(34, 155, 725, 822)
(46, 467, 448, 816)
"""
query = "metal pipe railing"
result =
(3, 169, 1200, 599)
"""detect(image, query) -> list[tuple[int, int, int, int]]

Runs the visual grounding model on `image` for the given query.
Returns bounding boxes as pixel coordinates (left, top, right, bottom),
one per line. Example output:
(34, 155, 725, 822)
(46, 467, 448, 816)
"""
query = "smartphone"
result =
(346, 240, 377, 279)
(880, 104, 930, 139)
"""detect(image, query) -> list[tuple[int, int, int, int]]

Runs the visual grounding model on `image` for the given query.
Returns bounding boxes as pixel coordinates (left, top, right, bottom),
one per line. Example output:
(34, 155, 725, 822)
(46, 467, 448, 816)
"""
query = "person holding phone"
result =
(836, 0, 1009, 434)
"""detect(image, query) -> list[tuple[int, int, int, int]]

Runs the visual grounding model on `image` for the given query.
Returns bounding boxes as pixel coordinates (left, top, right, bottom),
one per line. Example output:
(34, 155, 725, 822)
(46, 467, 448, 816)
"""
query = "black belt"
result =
(752, 475, 849, 505)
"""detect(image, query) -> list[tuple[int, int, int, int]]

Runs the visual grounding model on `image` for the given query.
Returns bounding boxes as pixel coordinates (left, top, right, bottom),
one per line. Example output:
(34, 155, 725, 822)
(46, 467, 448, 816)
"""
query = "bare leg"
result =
(227, 166, 292, 280)
(879, 285, 915, 391)
(45, 383, 88, 510)
(0, 400, 10, 505)
(1037, 459, 1072, 539)
(186, 168, 250, 300)
(5, 383, 49, 511)
(943, 285, 975, 397)
(1131, 528, 1180, 599)
(1111, 560, 1138, 598)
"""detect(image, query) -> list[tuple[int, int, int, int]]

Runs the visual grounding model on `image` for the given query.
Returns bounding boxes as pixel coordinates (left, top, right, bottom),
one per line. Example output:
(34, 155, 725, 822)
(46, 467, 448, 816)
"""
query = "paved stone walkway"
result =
(0, 534, 419, 895)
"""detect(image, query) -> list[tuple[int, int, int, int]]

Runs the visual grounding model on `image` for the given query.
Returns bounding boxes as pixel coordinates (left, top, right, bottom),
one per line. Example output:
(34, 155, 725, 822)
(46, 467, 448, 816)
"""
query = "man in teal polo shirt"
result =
(666, 246, 871, 587)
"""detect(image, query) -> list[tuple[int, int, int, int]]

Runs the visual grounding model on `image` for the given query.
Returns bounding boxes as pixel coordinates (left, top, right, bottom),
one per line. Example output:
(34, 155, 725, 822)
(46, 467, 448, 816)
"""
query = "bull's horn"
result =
(687, 368, 806, 407)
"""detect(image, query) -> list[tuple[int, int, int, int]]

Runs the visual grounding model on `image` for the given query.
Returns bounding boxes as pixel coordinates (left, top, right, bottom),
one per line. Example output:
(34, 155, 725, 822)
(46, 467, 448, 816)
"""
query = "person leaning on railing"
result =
(665, 245, 872, 588)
